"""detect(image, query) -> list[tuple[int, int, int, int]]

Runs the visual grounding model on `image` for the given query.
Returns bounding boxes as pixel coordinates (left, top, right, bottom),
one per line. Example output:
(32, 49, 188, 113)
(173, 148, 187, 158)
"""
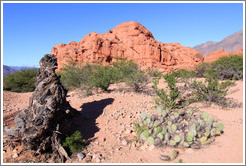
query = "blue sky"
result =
(3, 2, 244, 67)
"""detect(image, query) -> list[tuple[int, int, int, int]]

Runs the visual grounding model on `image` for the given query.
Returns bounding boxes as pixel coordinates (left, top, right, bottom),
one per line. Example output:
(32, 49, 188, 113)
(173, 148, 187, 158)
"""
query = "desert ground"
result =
(2, 80, 244, 163)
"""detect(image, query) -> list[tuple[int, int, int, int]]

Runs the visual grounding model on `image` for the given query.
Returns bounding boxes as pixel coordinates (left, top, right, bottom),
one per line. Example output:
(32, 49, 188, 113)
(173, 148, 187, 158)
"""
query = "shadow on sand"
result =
(70, 98, 114, 141)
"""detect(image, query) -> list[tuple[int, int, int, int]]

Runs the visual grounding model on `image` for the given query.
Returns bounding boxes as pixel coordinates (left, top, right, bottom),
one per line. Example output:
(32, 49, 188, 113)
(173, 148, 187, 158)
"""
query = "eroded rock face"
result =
(204, 49, 243, 63)
(5, 54, 76, 157)
(51, 21, 204, 72)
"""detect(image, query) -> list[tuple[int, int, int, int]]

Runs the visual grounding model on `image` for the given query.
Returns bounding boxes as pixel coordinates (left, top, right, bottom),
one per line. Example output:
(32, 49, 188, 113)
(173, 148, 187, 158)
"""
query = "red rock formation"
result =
(51, 21, 204, 72)
(232, 49, 243, 56)
(204, 49, 243, 63)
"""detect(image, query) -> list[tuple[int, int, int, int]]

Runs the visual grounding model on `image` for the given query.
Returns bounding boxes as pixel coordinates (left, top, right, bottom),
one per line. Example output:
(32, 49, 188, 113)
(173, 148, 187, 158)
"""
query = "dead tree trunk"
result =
(4, 54, 78, 162)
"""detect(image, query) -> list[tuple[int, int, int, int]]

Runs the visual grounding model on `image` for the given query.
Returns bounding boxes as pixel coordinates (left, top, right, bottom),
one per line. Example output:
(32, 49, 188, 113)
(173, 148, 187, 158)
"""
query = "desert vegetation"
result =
(3, 54, 243, 163)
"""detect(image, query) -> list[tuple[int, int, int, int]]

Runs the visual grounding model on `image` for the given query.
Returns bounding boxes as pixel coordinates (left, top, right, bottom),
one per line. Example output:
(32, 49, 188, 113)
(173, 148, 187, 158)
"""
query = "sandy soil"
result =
(2, 80, 244, 164)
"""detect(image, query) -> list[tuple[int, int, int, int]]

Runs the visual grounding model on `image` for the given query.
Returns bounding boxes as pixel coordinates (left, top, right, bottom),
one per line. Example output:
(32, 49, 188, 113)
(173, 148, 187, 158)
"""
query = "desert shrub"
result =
(152, 74, 181, 109)
(3, 68, 38, 92)
(112, 59, 138, 82)
(195, 62, 211, 78)
(125, 69, 150, 92)
(59, 58, 93, 91)
(190, 70, 235, 107)
(211, 55, 243, 80)
(146, 69, 163, 78)
(171, 69, 196, 81)
(88, 65, 115, 91)
(63, 130, 86, 153)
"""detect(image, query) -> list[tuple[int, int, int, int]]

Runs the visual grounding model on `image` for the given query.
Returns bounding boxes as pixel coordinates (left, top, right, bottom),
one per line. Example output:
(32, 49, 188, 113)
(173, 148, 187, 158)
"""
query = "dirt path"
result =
(2, 81, 244, 163)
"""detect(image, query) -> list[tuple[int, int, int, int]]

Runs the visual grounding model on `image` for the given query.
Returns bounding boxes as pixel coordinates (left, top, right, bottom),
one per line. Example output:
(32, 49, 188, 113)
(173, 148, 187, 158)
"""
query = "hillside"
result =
(194, 30, 243, 56)
(3, 65, 16, 77)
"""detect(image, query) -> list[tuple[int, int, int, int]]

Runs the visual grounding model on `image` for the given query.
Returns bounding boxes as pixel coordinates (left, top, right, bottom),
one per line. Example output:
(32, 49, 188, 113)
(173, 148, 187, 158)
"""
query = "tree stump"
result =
(4, 54, 78, 162)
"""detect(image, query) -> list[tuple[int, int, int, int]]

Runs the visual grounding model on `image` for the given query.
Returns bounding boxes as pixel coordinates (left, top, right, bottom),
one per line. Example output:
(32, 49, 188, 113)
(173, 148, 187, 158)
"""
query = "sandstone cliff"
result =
(51, 21, 204, 72)
(204, 49, 243, 63)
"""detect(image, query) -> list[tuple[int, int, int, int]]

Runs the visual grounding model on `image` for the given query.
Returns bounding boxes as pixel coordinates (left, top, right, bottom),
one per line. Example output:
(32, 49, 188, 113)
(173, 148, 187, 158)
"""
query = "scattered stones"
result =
(77, 153, 86, 160)
(12, 153, 18, 158)
(121, 140, 128, 146)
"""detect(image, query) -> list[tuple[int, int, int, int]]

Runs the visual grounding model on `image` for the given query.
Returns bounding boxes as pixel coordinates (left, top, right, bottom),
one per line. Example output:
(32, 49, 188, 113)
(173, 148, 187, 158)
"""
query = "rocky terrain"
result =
(3, 80, 243, 163)
(194, 30, 243, 56)
(51, 21, 204, 72)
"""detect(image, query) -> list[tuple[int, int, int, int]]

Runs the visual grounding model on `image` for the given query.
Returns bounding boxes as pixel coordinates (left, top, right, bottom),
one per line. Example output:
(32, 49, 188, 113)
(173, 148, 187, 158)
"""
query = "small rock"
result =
(95, 157, 101, 163)
(122, 140, 128, 146)
(77, 153, 86, 160)
(185, 148, 194, 154)
(148, 144, 155, 151)
(125, 129, 131, 134)
(103, 138, 106, 142)
(160, 155, 170, 161)
(12, 153, 18, 158)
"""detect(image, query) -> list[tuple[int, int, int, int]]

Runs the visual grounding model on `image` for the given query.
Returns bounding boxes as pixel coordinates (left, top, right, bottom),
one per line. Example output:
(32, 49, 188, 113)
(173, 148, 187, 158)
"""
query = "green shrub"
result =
(211, 55, 243, 80)
(146, 69, 163, 78)
(59, 57, 93, 91)
(125, 69, 150, 92)
(112, 59, 138, 83)
(133, 121, 147, 141)
(62, 130, 86, 153)
(88, 65, 114, 91)
(195, 62, 211, 78)
(152, 73, 181, 109)
(3, 68, 38, 92)
(190, 70, 235, 107)
(171, 69, 196, 80)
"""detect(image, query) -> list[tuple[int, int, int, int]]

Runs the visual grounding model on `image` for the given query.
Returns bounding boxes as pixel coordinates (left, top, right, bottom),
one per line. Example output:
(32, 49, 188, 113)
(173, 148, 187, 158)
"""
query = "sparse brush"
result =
(152, 74, 181, 109)
(62, 130, 86, 153)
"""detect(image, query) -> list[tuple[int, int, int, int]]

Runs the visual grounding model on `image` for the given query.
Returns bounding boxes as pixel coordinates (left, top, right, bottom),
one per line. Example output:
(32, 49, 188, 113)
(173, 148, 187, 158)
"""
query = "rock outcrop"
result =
(204, 49, 243, 63)
(4, 54, 77, 161)
(51, 21, 204, 72)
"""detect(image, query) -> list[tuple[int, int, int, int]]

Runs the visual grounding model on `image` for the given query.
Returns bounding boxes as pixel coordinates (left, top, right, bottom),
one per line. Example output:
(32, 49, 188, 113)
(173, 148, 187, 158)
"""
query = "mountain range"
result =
(193, 30, 243, 56)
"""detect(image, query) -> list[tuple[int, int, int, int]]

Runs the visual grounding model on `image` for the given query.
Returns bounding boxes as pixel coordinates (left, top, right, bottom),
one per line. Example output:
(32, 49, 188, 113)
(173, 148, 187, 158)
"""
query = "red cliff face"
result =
(51, 21, 204, 72)
(204, 49, 243, 63)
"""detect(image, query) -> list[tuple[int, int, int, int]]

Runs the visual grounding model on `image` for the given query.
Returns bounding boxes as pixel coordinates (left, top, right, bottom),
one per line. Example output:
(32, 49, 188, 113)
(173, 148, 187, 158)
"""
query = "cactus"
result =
(140, 112, 147, 120)
(183, 142, 189, 147)
(157, 105, 164, 113)
(200, 136, 207, 143)
(170, 149, 178, 160)
(201, 112, 209, 120)
(153, 122, 158, 128)
(174, 135, 181, 143)
(218, 123, 224, 131)
(174, 112, 179, 118)
(170, 140, 176, 146)
(215, 129, 221, 135)
(147, 136, 155, 145)
(162, 110, 167, 117)
(171, 124, 177, 132)
(154, 126, 161, 134)
(157, 133, 164, 140)
(201, 137, 215, 145)
(140, 130, 150, 140)
(205, 130, 210, 137)
(168, 121, 172, 126)
(161, 127, 167, 134)
(165, 133, 170, 141)
(212, 122, 218, 128)
(146, 118, 151, 124)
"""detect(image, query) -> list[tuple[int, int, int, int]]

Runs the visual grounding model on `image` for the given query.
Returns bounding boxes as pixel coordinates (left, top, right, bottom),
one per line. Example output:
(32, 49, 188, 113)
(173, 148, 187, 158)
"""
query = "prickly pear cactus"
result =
(136, 107, 224, 148)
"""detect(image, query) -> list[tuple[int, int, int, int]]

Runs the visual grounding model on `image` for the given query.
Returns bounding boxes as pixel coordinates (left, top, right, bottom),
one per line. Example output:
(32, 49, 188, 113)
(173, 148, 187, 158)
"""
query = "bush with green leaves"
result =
(152, 73, 181, 109)
(195, 62, 211, 78)
(146, 69, 163, 78)
(62, 130, 86, 153)
(88, 65, 115, 91)
(58, 58, 93, 92)
(112, 59, 139, 82)
(3, 68, 38, 92)
(190, 70, 235, 107)
(125, 68, 150, 92)
(211, 55, 243, 80)
(196, 55, 243, 80)
(171, 69, 195, 80)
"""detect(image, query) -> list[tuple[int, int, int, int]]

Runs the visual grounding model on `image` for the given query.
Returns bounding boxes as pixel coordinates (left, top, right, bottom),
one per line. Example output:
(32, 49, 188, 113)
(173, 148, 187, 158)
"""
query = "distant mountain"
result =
(10, 66, 38, 71)
(193, 30, 243, 56)
(3, 65, 16, 77)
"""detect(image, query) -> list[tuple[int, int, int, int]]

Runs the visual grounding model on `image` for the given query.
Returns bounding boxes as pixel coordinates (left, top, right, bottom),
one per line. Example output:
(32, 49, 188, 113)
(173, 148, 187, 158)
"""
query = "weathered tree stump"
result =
(4, 54, 78, 162)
